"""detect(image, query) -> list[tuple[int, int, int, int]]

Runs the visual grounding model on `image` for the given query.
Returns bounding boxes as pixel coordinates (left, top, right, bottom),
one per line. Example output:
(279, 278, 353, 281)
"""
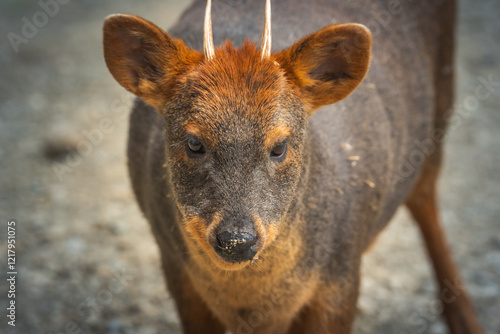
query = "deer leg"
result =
(161, 258, 226, 334)
(405, 149, 483, 334)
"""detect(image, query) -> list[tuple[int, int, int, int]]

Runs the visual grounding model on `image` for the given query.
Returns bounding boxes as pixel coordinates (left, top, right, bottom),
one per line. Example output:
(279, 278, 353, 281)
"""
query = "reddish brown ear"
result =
(275, 24, 371, 111)
(103, 14, 201, 109)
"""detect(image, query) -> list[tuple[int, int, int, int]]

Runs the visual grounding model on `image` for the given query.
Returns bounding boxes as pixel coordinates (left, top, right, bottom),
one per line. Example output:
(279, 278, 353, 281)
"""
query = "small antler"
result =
(204, 0, 215, 60)
(261, 0, 272, 59)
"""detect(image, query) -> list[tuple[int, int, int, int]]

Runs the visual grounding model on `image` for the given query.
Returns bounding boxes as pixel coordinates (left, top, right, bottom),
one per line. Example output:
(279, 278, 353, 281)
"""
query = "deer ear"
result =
(275, 24, 371, 111)
(103, 14, 201, 109)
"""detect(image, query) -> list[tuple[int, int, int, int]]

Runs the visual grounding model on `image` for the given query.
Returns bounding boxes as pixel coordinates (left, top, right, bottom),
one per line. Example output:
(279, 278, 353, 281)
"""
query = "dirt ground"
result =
(0, 0, 499, 333)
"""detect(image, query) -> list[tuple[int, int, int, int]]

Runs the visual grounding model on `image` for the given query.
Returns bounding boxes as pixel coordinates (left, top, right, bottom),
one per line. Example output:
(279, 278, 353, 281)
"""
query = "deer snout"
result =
(214, 217, 259, 263)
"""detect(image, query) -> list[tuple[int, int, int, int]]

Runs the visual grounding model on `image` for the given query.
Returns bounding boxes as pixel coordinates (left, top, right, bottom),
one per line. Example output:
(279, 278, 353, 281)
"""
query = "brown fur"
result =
(103, 1, 482, 333)
(274, 24, 371, 111)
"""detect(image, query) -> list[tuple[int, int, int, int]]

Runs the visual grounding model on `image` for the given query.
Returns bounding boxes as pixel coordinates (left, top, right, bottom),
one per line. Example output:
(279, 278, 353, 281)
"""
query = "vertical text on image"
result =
(6, 220, 17, 327)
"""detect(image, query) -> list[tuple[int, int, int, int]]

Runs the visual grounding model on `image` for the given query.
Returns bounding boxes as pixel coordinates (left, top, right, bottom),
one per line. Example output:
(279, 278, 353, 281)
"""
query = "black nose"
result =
(214, 218, 258, 263)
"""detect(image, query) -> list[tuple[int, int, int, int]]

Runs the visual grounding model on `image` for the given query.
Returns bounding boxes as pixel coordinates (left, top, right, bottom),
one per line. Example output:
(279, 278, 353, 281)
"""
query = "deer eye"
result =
(270, 140, 288, 159)
(187, 137, 205, 154)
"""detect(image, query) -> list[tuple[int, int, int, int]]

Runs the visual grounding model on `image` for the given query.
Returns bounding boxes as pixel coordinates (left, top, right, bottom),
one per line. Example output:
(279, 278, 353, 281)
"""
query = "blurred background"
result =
(0, 0, 499, 333)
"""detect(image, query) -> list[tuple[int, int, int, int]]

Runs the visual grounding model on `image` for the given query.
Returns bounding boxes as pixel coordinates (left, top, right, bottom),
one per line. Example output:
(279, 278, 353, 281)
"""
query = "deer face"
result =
(162, 43, 307, 268)
(103, 6, 371, 270)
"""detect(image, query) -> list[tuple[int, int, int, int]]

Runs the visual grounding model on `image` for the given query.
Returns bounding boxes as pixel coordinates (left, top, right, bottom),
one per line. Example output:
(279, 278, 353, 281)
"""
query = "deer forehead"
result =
(177, 43, 293, 149)
(192, 42, 284, 107)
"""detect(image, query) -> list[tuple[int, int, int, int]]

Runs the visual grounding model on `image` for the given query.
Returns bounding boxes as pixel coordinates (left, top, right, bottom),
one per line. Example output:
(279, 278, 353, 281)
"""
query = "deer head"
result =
(103, 0, 371, 270)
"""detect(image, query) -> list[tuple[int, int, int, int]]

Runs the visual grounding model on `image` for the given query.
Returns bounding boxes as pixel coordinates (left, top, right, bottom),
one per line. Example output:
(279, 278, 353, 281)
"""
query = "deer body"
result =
(104, 0, 483, 333)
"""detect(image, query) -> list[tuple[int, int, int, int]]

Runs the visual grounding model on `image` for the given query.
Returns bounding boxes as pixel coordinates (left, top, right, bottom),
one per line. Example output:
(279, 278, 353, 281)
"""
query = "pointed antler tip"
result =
(261, 0, 272, 59)
(204, 0, 215, 60)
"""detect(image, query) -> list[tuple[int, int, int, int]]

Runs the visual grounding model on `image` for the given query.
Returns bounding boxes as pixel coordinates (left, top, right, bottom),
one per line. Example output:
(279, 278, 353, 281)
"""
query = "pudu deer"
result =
(103, 0, 483, 333)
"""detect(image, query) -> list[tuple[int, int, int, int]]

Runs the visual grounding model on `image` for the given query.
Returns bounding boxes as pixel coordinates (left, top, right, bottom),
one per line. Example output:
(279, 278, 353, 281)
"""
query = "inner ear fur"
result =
(103, 14, 202, 109)
(275, 24, 372, 111)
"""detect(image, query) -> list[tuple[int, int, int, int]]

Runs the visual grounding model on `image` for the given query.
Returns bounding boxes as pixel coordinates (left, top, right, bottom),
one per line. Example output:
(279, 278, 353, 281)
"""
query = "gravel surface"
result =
(0, 1, 498, 333)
